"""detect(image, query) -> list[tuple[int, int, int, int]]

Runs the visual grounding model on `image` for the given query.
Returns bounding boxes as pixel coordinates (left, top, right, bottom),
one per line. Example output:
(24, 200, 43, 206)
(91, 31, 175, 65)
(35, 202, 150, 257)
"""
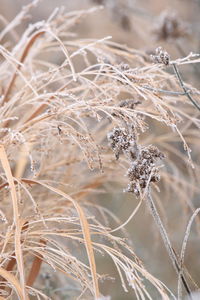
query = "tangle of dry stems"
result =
(0, 3, 200, 300)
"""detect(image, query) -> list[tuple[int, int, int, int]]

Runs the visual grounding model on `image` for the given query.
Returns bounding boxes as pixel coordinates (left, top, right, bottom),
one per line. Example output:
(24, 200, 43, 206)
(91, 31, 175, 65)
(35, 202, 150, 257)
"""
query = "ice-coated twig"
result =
(172, 63, 200, 112)
(146, 189, 192, 299)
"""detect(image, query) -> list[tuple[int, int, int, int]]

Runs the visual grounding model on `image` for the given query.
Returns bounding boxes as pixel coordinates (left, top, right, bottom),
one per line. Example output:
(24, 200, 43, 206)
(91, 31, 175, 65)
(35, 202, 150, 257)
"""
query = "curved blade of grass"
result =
(110, 198, 142, 233)
(27, 179, 100, 299)
(0, 145, 27, 300)
(0, 267, 24, 299)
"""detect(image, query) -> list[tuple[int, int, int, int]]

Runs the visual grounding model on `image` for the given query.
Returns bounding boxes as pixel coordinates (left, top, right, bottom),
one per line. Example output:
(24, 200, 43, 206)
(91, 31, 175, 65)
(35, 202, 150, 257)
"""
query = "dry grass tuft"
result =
(0, 3, 200, 299)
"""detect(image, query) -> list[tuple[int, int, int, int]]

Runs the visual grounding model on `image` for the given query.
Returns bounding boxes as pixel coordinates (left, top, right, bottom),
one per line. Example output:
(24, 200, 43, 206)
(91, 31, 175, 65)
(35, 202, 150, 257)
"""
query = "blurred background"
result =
(0, 1, 199, 299)
(1, 0, 200, 55)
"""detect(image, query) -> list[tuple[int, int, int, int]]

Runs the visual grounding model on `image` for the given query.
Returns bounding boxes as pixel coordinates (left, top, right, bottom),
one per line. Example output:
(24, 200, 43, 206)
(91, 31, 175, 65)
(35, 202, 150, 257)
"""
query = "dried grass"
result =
(0, 2, 200, 299)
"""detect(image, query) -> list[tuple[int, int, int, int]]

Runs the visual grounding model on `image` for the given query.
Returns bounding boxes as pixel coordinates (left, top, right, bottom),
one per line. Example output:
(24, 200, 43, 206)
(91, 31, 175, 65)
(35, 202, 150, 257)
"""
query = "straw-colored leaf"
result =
(0, 145, 27, 300)
(28, 179, 100, 299)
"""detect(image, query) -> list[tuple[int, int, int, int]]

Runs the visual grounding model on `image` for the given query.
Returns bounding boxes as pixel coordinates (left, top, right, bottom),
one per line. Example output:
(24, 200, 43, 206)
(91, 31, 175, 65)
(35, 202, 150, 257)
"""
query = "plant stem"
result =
(146, 189, 192, 299)
(172, 63, 200, 112)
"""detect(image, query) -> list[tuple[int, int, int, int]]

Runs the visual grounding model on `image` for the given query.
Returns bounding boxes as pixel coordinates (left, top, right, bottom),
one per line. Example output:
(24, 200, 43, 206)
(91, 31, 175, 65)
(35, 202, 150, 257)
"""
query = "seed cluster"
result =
(107, 126, 138, 160)
(126, 145, 164, 196)
(119, 99, 141, 110)
(108, 126, 164, 197)
(151, 47, 170, 66)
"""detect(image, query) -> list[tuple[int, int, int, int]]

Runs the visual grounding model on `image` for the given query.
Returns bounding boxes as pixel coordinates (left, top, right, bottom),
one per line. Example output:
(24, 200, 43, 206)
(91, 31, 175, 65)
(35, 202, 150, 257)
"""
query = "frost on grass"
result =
(0, 3, 200, 300)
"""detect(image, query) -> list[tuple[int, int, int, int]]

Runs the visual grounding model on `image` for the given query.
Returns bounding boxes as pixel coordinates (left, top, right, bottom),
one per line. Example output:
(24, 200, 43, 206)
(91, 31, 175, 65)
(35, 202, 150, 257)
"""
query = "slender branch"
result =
(172, 63, 200, 112)
(146, 189, 192, 299)
(178, 208, 200, 299)
(175, 42, 200, 78)
(141, 85, 200, 96)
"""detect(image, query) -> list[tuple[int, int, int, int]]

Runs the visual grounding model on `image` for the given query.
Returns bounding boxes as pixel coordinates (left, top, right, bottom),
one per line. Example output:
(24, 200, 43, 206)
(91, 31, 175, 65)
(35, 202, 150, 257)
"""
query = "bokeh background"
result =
(0, 1, 199, 299)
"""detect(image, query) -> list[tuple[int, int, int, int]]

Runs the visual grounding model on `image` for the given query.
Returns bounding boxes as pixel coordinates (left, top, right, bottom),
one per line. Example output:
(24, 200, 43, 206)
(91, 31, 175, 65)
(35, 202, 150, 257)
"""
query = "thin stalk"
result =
(146, 189, 192, 299)
(172, 63, 200, 112)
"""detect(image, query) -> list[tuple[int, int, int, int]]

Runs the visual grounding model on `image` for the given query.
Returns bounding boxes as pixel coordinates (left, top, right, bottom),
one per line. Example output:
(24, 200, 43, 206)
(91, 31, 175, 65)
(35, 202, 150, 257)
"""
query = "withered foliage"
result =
(0, 2, 200, 300)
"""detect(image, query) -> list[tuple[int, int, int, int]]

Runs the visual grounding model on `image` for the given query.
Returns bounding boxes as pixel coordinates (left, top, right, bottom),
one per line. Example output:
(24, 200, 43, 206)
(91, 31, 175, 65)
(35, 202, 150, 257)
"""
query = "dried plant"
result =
(0, 2, 200, 300)
(151, 47, 170, 66)
(153, 10, 190, 41)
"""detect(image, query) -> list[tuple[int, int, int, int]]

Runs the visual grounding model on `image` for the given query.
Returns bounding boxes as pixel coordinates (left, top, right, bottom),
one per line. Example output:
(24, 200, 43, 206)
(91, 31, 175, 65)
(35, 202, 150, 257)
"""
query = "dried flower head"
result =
(119, 99, 141, 109)
(108, 123, 164, 197)
(91, 0, 105, 4)
(153, 11, 189, 41)
(107, 126, 138, 160)
(120, 14, 131, 31)
(126, 145, 165, 196)
(151, 47, 170, 66)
